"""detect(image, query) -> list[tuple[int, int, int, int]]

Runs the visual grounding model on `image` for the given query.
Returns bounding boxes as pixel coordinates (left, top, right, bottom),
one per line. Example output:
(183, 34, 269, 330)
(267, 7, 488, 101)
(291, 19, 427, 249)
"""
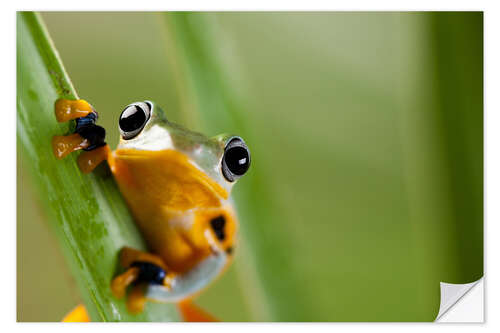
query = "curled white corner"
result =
(435, 277, 483, 322)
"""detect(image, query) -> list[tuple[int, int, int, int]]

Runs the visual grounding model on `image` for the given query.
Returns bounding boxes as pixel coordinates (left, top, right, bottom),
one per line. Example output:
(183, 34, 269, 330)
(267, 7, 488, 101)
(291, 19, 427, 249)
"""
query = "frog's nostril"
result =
(210, 215, 226, 241)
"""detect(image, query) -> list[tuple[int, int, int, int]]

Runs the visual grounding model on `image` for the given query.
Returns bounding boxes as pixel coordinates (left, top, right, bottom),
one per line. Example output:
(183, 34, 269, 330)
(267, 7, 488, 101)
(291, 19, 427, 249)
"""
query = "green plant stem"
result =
(17, 11, 179, 322)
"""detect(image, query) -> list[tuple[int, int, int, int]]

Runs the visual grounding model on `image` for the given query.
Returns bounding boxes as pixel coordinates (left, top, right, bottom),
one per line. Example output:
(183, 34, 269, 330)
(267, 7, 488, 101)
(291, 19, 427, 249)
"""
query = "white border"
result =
(5, 1, 499, 332)
(5, 0, 491, 11)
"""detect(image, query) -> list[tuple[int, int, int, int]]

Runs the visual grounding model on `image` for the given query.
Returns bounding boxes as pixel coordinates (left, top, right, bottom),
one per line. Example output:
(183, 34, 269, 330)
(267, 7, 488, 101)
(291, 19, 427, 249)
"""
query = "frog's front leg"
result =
(111, 247, 176, 314)
(52, 98, 110, 173)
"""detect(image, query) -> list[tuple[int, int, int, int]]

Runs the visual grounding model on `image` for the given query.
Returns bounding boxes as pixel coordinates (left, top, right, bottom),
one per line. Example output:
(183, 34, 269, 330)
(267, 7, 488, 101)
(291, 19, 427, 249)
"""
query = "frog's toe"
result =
(52, 133, 90, 159)
(127, 284, 148, 314)
(77, 145, 110, 174)
(53, 99, 109, 173)
(111, 266, 140, 299)
(55, 98, 95, 122)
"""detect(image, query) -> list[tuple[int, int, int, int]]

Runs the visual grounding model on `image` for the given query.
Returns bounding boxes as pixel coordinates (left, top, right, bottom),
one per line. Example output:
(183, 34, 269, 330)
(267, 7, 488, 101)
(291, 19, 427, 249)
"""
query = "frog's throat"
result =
(108, 148, 229, 204)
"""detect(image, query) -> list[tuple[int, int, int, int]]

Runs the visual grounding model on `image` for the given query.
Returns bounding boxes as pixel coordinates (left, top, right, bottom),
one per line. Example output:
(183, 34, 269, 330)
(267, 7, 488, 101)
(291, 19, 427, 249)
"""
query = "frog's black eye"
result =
(119, 102, 151, 140)
(222, 137, 250, 182)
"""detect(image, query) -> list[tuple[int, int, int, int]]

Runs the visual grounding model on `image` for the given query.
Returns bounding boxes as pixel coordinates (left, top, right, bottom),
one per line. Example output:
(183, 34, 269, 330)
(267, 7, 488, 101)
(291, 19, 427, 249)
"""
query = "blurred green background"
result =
(17, 12, 483, 321)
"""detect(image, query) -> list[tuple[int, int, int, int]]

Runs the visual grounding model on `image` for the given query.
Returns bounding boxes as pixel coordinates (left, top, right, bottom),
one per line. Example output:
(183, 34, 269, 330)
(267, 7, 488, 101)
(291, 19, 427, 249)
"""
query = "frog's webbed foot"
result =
(52, 99, 110, 173)
(111, 247, 176, 314)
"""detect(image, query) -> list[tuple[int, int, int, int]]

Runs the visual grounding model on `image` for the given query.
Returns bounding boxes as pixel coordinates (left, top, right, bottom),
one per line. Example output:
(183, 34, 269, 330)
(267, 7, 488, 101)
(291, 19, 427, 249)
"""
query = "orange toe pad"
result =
(55, 99, 94, 122)
(52, 133, 89, 159)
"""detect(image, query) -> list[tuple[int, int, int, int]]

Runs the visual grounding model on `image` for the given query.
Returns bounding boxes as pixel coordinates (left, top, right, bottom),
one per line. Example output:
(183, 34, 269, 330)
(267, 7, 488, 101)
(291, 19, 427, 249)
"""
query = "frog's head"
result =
(115, 101, 251, 195)
(111, 101, 249, 276)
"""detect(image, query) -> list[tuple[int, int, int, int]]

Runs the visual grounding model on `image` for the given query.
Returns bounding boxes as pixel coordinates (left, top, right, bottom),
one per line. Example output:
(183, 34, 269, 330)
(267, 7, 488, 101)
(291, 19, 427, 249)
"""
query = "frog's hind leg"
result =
(62, 304, 90, 322)
(111, 247, 176, 314)
(52, 98, 109, 173)
(178, 299, 218, 322)
(61, 300, 220, 322)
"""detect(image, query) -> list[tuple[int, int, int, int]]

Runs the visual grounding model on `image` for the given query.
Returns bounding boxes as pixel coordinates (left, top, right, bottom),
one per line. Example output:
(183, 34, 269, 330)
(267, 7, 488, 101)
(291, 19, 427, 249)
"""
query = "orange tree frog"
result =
(52, 99, 250, 321)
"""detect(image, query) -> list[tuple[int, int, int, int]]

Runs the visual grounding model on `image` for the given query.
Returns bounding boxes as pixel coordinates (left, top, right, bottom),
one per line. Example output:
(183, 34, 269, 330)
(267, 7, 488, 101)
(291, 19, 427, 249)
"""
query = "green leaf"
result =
(17, 11, 180, 322)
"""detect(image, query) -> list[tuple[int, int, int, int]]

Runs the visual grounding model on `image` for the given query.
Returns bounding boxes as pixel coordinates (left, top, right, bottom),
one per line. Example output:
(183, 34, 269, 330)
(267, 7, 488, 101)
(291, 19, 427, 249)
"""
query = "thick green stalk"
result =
(17, 11, 179, 322)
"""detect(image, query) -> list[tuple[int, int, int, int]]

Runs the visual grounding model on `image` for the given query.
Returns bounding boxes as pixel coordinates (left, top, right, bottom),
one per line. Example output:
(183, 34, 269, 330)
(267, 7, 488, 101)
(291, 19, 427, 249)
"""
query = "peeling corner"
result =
(435, 277, 483, 321)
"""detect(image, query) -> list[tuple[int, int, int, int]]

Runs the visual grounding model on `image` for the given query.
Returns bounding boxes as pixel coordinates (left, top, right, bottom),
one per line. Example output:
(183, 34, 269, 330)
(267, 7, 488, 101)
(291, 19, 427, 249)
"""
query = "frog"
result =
(52, 99, 251, 321)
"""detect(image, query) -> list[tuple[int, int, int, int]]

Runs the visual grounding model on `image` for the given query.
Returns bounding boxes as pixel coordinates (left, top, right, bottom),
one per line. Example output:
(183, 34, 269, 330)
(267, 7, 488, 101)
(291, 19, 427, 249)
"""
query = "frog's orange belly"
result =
(107, 148, 223, 273)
